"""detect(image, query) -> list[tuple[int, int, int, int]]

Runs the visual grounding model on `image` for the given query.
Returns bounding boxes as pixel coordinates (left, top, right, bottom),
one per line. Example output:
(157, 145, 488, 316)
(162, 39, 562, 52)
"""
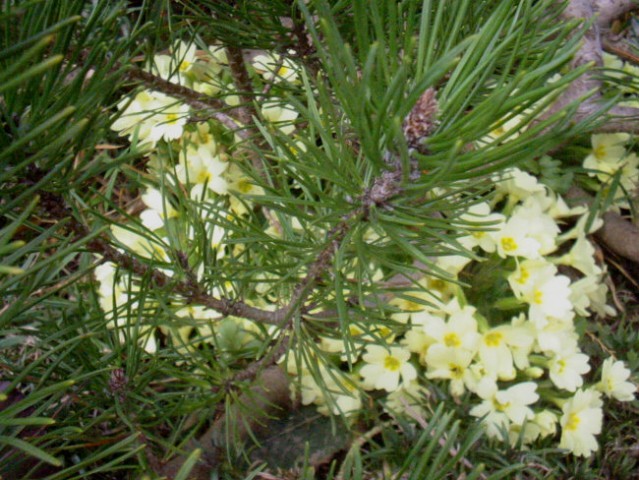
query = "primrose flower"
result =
(226, 163, 266, 215)
(494, 167, 546, 205)
(421, 303, 480, 352)
(492, 215, 542, 259)
(402, 326, 433, 364)
(583, 133, 630, 175)
(111, 91, 188, 145)
(151, 40, 199, 86)
(95, 261, 138, 320)
(360, 345, 417, 392)
(111, 225, 169, 261)
(481, 114, 525, 145)
(514, 197, 559, 255)
(559, 388, 603, 457)
(509, 409, 558, 446)
(389, 285, 436, 323)
(548, 350, 591, 392)
(596, 358, 636, 401)
(294, 370, 325, 406)
(425, 346, 475, 397)
(525, 272, 573, 328)
(555, 234, 602, 278)
(508, 259, 556, 299)
(470, 382, 539, 439)
(140, 187, 178, 231)
(252, 52, 300, 83)
(146, 94, 190, 143)
(534, 320, 579, 356)
(478, 324, 533, 380)
(261, 101, 299, 135)
(457, 202, 505, 253)
(176, 144, 229, 196)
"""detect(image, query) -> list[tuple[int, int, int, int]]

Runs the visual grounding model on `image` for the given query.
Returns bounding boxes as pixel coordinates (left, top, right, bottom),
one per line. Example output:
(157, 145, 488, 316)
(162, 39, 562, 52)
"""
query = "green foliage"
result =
(1, 0, 636, 479)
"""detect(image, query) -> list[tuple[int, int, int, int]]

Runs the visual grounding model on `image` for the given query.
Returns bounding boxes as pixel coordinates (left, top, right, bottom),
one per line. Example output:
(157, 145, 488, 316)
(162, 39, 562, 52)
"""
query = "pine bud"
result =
(402, 87, 438, 154)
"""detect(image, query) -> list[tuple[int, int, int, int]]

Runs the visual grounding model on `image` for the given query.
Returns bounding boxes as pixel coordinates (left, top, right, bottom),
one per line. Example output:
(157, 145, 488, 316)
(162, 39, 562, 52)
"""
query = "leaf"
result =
(0, 435, 62, 467)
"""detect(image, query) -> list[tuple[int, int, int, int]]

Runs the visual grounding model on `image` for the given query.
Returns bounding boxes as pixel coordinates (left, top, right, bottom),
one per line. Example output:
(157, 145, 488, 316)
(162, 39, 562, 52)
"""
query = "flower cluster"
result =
(103, 40, 636, 459)
(100, 41, 302, 352)
(286, 166, 636, 457)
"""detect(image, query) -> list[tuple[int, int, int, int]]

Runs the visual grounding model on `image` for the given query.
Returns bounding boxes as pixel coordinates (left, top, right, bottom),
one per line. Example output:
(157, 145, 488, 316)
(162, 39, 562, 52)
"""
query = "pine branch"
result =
(226, 46, 257, 125)
(34, 185, 284, 326)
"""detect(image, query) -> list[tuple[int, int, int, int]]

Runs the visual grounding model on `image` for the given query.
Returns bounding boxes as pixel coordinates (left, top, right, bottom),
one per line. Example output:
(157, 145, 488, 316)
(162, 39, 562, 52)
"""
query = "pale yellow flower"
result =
(597, 358, 636, 401)
(360, 345, 417, 392)
(559, 388, 603, 457)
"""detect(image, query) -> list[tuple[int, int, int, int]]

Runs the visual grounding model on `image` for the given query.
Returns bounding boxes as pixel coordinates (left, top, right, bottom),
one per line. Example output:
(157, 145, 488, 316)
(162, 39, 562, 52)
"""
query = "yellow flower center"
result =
(378, 326, 392, 338)
(557, 359, 566, 373)
(444, 333, 461, 348)
(493, 399, 510, 412)
(166, 113, 179, 124)
(594, 144, 607, 160)
(237, 178, 253, 194)
(402, 299, 422, 312)
(195, 170, 211, 184)
(429, 278, 447, 292)
(484, 331, 503, 347)
(517, 267, 529, 285)
(491, 126, 505, 137)
(384, 356, 401, 371)
(533, 289, 543, 305)
(449, 364, 464, 378)
(198, 132, 211, 144)
(565, 412, 580, 431)
(277, 66, 291, 77)
(501, 237, 517, 252)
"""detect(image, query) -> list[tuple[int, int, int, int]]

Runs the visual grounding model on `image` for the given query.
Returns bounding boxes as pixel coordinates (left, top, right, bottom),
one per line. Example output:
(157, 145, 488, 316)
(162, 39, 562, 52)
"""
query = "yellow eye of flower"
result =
(533, 289, 543, 305)
(449, 364, 464, 378)
(517, 267, 529, 284)
(493, 399, 510, 412)
(557, 359, 566, 373)
(444, 333, 461, 347)
(429, 278, 447, 291)
(491, 126, 505, 137)
(484, 332, 503, 347)
(277, 66, 290, 77)
(237, 179, 253, 193)
(384, 356, 401, 371)
(565, 412, 580, 431)
(594, 144, 607, 160)
(501, 237, 517, 252)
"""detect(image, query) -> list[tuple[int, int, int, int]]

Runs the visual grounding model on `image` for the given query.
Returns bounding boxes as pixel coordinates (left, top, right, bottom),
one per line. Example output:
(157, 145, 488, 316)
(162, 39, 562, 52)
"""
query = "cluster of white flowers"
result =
(287, 165, 636, 457)
(99, 41, 302, 352)
(103, 40, 636, 459)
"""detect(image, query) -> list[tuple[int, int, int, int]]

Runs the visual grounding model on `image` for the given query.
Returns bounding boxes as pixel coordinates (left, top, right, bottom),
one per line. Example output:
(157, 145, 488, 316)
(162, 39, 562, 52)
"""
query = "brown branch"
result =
(226, 46, 258, 125)
(35, 186, 285, 326)
(123, 66, 247, 137)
